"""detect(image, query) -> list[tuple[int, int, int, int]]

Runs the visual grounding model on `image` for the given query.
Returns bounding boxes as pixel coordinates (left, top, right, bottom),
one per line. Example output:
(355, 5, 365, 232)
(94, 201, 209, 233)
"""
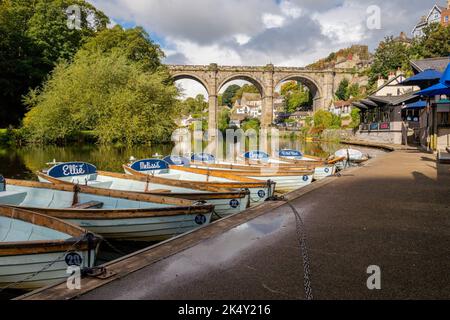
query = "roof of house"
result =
(411, 57, 450, 73)
(368, 91, 418, 106)
(412, 4, 445, 32)
(333, 100, 353, 107)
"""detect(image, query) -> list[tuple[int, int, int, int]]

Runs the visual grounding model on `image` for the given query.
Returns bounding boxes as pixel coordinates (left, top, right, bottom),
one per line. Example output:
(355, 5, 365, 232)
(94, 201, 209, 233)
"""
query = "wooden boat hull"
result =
(166, 166, 314, 193)
(191, 162, 335, 181)
(123, 166, 275, 207)
(0, 206, 99, 290)
(37, 171, 250, 219)
(0, 180, 214, 242)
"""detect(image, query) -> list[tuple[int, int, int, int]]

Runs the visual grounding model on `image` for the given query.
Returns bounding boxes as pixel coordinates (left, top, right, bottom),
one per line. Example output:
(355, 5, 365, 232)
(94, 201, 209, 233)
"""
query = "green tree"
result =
(281, 81, 310, 113)
(179, 94, 208, 116)
(23, 51, 178, 145)
(241, 118, 260, 132)
(347, 83, 362, 100)
(350, 108, 361, 128)
(80, 25, 164, 72)
(335, 79, 350, 101)
(222, 84, 240, 107)
(369, 36, 411, 85)
(218, 108, 231, 132)
(313, 110, 334, 131)
(0, 0, 108, 127)
(411, 23, 450, 58)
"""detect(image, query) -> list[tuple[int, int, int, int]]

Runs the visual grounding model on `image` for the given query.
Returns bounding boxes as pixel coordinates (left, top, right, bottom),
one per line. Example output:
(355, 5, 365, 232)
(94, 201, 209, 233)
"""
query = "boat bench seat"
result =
(149, 189, 172, 193)
(72, 201, 104, 209)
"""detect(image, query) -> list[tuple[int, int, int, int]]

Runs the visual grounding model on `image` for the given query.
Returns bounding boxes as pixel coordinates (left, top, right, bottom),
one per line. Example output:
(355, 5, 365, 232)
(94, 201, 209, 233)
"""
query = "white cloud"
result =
(262, 13, 286, 29)
(234, 34, 251, 45)
(280, 0, 303, 19)
(88, 0, 437, 97)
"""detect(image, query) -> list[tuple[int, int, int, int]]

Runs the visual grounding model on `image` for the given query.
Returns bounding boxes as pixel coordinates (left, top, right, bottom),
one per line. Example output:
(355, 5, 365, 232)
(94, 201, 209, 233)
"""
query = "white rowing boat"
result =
(0, 205, 101, 290)
(163, 153, 314, 193)
(124, 158, 275, 205)
(36, 162, 250, 219)
(0, 177, 214, 242)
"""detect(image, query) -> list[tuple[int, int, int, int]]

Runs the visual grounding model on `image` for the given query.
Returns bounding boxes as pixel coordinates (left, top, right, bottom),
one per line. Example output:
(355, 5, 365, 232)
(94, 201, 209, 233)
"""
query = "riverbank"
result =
(19, 147, 450, 300)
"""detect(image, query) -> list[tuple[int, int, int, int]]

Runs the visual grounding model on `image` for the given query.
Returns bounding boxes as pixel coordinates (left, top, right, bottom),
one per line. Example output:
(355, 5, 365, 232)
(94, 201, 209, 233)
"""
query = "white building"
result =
(412, 3, 447, 37)
(232, 93, 262, 119)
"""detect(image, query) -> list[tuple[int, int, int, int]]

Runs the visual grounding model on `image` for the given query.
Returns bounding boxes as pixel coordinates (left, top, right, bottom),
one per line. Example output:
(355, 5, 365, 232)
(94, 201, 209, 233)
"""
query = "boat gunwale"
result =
(170, 165, 314, 177)
(36, 171, 250, 200)
(189, 161, 334, 171)
(0, 206, 96, 256)
(7, 204, 215, 220)
(6, 178, 196, 207)
(124, 165, 273, 189)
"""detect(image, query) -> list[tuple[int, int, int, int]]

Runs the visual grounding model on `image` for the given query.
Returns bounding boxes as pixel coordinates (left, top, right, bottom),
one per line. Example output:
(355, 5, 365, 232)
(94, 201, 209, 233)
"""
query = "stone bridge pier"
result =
(168, 63, 358, 138)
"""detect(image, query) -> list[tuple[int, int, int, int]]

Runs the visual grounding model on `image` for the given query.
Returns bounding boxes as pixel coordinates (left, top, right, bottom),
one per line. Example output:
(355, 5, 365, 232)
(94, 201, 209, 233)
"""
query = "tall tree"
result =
(222, 84, 240, 107)
(22, 26, 177, 145)
(410, 23, 450, 59)
(335, 79, 350, 101)
(0, 0, 108, 127)
(369, 36, 411, 85)
(80, 25, 164, 72)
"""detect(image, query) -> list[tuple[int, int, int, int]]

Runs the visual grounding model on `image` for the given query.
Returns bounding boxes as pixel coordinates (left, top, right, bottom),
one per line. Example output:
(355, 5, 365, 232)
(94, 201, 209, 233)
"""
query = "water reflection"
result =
(0, 140, 344, 179)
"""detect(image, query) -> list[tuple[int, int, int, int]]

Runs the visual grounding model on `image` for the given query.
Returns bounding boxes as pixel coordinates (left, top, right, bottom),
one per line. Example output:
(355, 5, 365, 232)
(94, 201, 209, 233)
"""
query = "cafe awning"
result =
(403, 101, 427, 110)
(401, 69, 442, 87)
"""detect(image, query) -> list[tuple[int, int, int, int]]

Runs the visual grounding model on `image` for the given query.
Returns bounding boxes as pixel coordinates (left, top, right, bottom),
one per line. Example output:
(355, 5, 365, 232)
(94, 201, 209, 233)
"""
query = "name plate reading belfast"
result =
(130, 159, 170, 172)
(279, 149, 303, 158)
(47, 162, 97, 178)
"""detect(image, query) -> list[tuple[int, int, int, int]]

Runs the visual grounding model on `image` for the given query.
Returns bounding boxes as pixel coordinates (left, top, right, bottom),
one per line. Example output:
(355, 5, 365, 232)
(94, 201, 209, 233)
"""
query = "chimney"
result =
(377, 76, 385, 89)
(388, 71, 396, 81)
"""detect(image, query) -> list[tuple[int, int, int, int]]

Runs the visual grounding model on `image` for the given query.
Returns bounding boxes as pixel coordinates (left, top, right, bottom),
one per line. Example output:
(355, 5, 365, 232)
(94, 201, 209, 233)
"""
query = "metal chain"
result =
(286, 202, 314, 300)
(0, 235, 88, 294)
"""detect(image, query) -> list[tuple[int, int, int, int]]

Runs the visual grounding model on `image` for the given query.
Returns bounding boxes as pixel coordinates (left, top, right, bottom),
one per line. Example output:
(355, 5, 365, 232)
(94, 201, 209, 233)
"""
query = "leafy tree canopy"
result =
(23, 50, 178, 145)
(79, 25, 164, 72)
(0, 0, 108, 127)
(222, 84, 240, 107)
(369, 36, 412, 85)
(179, 94, 208, 116)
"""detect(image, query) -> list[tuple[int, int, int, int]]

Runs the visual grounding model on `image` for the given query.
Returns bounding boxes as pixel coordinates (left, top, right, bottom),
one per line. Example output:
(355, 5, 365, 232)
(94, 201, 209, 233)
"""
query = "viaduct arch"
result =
(168, 63, 359, 137)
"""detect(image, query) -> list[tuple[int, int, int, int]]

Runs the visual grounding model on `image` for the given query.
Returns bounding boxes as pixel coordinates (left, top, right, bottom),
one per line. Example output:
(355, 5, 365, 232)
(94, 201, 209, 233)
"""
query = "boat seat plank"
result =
(71, 201, 104, 209)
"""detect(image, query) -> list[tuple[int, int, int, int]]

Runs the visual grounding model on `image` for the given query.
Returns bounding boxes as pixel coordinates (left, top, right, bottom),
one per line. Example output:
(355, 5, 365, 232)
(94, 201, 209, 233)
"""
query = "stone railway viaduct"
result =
(167, 63, 360, 136)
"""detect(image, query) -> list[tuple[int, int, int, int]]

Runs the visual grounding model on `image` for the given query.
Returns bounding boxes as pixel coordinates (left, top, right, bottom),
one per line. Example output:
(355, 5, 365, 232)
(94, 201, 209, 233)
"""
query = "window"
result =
(445, 16, 449, 22)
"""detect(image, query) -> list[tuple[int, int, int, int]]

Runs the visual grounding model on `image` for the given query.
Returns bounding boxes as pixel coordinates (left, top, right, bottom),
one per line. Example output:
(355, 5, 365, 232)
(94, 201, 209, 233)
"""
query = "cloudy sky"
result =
(88, 0, 439, 96)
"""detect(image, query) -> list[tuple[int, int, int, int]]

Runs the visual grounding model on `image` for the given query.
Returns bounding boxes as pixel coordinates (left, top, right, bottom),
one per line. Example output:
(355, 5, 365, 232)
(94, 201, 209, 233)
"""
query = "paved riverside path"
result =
(23, 150, 450, 300)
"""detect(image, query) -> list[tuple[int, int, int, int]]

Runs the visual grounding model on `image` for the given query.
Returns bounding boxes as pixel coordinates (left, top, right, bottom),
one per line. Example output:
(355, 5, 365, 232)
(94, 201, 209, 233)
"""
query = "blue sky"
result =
(89, 0, 442, 96)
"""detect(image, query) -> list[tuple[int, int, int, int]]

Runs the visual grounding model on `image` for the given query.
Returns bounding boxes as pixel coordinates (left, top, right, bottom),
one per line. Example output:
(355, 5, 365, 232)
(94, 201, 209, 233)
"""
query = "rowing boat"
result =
(191, 150, 336, 181)
(0, 205, 100, 290)
(123, 159, 275, 205)
(168, 164, 313, 193)
(0, 177, 214, 242)
(36, 162, 250, 219)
